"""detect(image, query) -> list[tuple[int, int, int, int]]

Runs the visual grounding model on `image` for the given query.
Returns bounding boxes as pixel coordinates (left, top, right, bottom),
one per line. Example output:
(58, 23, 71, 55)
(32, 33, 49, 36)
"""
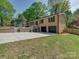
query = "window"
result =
(48, 17, 51, 22)
(40, 19, 44, 24)
(48, 16, 55, 23)
(51, 16, 55, 22)
(30, 22, 34, 25)
(26, 22, 29, 27)
(35, 21, 38, 25)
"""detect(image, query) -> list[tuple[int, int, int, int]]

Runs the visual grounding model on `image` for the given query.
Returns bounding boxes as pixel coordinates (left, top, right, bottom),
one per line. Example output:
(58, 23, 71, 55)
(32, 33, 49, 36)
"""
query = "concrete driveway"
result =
(0, 32, 52, 44)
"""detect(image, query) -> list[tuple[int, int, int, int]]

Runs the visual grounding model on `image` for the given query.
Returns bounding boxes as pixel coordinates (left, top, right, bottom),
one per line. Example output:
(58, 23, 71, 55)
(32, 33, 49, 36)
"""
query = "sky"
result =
(8, 0, 79, 16)
(70, 0, 79, 12)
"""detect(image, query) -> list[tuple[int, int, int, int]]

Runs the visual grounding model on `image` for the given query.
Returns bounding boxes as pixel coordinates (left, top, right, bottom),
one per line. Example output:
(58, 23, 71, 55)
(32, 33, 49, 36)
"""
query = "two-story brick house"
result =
(27, 13, 66, 33)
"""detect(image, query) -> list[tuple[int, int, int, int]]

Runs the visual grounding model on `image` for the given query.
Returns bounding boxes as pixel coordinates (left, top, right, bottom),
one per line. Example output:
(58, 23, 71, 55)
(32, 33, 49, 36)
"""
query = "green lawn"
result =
(0, 34, 79, 59)
(0, 26, 11, 29)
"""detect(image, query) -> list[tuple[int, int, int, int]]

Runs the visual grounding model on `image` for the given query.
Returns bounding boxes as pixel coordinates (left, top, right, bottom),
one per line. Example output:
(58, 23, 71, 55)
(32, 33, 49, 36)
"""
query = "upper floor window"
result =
(48, 17, 51, 22)
(40, 19, 44, 24)
(51, 16, 55, 22)
(48, 16, 55, 23)
(30, 22, 34, 25)
(35, 21, 38, 25)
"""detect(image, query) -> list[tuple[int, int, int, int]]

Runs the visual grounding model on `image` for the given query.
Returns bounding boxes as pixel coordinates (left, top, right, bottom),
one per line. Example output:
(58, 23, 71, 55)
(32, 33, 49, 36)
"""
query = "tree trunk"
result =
(0, 17, 4, 27)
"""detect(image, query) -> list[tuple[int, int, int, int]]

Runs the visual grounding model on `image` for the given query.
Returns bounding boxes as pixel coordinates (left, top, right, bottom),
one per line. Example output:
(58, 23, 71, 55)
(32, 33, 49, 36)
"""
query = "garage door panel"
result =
(48, 26, 56, 33)
(41, 27, 46, 32)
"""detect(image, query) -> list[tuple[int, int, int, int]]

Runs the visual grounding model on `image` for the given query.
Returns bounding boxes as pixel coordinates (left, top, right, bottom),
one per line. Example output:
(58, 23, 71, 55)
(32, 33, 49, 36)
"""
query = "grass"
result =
(0, 26, 11, 29)
(0, 34, 79, 59)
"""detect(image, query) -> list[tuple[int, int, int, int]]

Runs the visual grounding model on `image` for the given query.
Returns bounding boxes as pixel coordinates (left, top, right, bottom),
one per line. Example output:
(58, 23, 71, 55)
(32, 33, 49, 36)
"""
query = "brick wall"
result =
(0, 27, 30, 33)
(0, 28, 15, 33)
(20, 28, 30, 32)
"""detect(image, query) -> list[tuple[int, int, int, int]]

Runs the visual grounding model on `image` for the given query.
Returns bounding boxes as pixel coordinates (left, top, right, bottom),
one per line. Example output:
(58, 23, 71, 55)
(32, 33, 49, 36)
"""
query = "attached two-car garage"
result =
(40, 26, 56, 33)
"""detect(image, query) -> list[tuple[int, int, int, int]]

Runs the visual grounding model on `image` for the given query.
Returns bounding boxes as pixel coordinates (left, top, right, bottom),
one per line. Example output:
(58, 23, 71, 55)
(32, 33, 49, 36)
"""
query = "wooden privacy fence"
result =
(64, 28, 79, 35)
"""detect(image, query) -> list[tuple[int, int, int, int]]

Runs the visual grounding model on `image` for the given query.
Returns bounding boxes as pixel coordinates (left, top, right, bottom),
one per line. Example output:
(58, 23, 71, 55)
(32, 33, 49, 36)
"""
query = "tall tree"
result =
(48, 0, 70, 15)
(15, 14, 27, 27)
(73, 8, 79, 20)
(0, 0, 15, 26)
(48, 0, 71, 27)
(23, 2, 47, 21)
(18, 14, 26, 21)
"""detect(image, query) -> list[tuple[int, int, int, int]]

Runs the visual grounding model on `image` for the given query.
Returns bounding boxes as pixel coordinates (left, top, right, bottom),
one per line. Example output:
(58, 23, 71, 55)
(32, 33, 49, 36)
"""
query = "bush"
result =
(33, 28, 40, 32)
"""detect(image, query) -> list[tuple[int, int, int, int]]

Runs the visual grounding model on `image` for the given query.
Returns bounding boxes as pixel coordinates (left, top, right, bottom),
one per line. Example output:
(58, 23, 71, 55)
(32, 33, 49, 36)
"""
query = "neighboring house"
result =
(14, 19, 27, 27)
(27, 13, 66, 33)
